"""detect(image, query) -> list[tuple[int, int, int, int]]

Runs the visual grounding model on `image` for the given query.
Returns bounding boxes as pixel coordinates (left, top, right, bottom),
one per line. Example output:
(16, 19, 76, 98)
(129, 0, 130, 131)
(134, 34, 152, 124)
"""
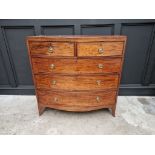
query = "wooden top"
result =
(27, 35, 127, 42)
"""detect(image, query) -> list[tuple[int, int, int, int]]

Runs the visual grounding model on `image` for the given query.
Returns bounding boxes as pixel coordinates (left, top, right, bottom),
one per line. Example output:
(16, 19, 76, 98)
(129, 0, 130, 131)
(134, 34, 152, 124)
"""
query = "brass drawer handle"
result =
(96, 96, 100, 102)
(50, 64, 55, 69)
(51, 80, 56, 85)
(98, 64, 104, 69)
(54, 97, 58, 102)
(48, 46, 54, 53)
(96, 80, 101, 85)
(98, 48, 104, 54)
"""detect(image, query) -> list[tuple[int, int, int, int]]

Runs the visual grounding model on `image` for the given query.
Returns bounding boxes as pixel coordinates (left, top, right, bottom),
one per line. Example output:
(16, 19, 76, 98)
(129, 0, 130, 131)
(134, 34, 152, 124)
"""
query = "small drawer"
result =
(35, 75, 119, 90)
(32, 58, 122, 74)
(29, 42, 74, 56)
(77, 42, 124, 57)
(38, 90, 116, 107)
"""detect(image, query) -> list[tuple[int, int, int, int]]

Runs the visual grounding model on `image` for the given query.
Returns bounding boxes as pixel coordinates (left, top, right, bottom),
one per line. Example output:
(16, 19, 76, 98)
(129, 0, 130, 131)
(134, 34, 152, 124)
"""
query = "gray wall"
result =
(0, 19, 155, 95)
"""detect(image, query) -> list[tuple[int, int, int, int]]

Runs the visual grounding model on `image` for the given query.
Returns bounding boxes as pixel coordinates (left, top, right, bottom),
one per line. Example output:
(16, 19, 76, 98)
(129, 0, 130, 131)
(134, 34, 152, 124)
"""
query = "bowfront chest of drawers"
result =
(27, 35, 127, 116)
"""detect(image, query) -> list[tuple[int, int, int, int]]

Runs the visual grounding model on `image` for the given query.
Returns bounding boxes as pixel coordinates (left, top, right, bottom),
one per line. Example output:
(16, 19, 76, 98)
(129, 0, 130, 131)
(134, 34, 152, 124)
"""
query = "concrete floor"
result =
(0, 95, 155, 135)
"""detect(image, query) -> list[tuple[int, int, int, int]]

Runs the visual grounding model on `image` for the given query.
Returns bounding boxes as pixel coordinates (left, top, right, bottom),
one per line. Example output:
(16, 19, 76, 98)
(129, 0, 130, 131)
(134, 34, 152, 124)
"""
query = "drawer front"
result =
(32, 58, 122, 74)
(29, 42, 74, 56)
(77, 42, 124, 56)
(35, 75, 118, 90)
(38, 90, 116, 107)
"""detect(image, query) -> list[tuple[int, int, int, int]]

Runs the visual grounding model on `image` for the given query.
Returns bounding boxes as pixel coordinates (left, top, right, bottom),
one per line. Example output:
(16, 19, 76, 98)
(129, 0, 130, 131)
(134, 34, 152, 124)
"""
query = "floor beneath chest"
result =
(0, 95, 155, 135)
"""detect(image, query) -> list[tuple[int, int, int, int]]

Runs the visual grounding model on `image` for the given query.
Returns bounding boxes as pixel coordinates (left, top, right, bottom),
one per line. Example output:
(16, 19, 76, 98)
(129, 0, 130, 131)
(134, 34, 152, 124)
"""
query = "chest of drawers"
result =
(27, 35, 127, 116)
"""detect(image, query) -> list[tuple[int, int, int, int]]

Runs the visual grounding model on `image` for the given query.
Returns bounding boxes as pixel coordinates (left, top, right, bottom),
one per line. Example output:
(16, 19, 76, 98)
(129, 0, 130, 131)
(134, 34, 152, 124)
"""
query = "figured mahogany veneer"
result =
(27, 35, 127, 116)
(35, 74, 119, 90)
(78, 42, 124, 57)
(32, 58, 122, 74)
(38, 90, 117, 111)
(30, 42, 74, 56)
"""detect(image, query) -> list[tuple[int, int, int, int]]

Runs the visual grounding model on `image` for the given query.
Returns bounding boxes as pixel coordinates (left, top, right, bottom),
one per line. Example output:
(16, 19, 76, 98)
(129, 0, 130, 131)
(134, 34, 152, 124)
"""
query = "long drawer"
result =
(38, 90, 116, 107)
(35, 74, 119, 90)
(31, 58, 122, 74)
(77, 42, 124, 57)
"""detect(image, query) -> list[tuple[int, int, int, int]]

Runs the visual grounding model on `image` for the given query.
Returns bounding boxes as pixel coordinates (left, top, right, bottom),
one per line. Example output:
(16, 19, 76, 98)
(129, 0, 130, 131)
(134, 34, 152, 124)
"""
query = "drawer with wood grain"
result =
(35, 74, 119, 90)
(29, 42, 74, 56)
(38, 90, 116, 111)
(77, 42, 124, 57)
(31, 57, 122, 74)
(27, 35, 127, 116)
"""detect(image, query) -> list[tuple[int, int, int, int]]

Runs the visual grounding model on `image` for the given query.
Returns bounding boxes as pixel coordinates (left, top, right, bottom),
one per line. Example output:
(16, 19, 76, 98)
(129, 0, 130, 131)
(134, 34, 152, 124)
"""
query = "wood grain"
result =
(31, 57, 122, 74)
(35, 74, 119, 90)
(29, 42, 74, 56)
(27, 35, 127, 42)
(26, 35, 127, 116)
(77, 42, 124, 56)
(38, 90, 116, 108)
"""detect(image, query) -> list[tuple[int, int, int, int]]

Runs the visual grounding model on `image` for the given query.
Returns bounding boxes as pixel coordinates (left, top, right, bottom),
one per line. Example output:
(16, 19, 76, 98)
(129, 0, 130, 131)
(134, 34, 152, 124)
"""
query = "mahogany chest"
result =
(27, 35, 127, 116)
